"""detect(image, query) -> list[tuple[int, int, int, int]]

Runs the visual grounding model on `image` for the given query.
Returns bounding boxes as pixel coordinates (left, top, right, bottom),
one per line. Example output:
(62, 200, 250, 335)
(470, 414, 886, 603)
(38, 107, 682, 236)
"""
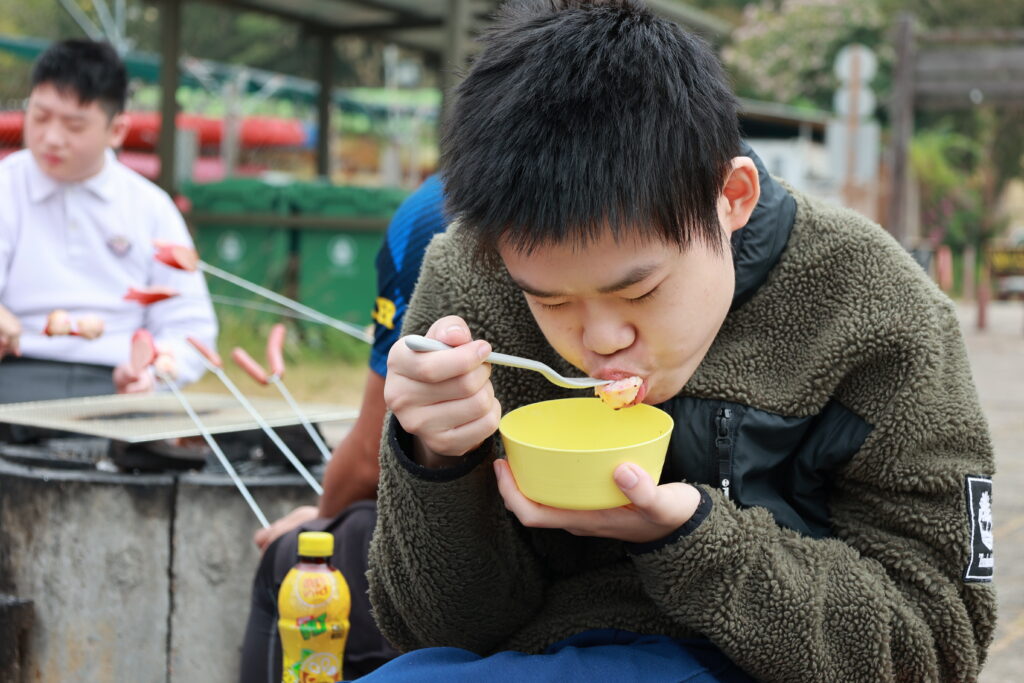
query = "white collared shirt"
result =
(0, 148, 217, 385)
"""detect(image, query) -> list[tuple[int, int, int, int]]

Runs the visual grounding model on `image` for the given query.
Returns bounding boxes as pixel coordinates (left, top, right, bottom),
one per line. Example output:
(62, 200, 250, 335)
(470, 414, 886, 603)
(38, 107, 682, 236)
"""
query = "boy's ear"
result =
(719, 157, 760, 234)
(108, 112, 130, 149)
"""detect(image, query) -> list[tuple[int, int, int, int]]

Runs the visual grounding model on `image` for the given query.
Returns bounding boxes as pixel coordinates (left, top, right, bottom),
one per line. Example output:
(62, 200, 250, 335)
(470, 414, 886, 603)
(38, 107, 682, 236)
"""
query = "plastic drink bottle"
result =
(278, 531, 351, 683)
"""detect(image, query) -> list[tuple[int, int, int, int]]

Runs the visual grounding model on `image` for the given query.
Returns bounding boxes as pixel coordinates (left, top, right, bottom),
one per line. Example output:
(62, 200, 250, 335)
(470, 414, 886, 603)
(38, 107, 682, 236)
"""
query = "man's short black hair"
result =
(441, 0, 741, 257)
(31, 40, 128, 117)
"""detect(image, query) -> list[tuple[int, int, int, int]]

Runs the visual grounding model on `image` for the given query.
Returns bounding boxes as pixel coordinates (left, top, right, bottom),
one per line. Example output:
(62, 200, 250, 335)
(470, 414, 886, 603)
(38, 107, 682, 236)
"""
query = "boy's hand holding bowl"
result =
(386, 317, 702, 544)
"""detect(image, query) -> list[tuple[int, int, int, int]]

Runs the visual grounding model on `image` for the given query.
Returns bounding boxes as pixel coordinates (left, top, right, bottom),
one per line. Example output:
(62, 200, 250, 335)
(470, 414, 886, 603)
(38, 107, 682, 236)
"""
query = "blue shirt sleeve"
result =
(369, 174, 449, 377)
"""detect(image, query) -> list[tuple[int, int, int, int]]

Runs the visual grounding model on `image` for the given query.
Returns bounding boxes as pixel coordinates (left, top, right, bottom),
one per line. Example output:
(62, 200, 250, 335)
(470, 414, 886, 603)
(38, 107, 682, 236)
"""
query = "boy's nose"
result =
(581, 317, 635, 357)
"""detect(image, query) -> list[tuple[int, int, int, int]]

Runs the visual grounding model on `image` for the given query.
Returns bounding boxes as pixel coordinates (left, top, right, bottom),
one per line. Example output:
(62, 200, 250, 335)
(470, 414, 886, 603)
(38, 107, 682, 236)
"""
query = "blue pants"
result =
(347, 629, 756, 682)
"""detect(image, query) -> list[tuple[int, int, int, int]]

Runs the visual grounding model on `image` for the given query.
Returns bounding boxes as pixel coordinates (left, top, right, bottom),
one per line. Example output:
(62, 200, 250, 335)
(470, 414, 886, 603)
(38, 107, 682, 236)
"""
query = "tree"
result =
(722, 0, 891, 111)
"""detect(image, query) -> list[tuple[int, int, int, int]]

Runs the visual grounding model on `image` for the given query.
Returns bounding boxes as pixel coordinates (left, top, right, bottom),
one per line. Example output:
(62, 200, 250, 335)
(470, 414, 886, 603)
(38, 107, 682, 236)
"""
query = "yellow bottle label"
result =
(278, 565, 351, 683)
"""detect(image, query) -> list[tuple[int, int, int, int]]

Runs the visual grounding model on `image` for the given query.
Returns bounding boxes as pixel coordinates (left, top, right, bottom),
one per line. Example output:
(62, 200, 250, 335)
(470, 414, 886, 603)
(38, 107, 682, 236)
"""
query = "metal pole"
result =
(440, 0, 472, 121)
(316, 30, 334, 179)
(189, 350, 324, 495)
(198, 261, 373, 342)
(209, 294, 321, 321)
(157, 370, 270, 528)
(269, 375, 333, 462)
(157, 0, 182, 194)
(887, 14, 915, 248)
(58, 0, 105, 41)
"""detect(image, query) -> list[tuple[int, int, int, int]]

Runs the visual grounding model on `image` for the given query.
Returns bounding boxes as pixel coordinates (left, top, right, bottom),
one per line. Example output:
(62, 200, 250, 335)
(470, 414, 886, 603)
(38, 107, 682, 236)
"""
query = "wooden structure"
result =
(154, 0, 729, 194)
(888, 15, 1024, 247)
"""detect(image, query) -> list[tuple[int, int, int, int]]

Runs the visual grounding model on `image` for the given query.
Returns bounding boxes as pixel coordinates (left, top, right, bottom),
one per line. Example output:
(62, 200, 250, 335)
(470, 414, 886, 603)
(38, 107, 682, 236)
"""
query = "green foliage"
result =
(724, 0, 1024, 252)
(215, 307, 369, 370)
(722, 0, 891, 110)
(681, 0, 753, 26)
(0, 0, 381, 91)
(910, 127, 981, 196)
(295, 319, 371, 367)
(911, 120, 1006, 250)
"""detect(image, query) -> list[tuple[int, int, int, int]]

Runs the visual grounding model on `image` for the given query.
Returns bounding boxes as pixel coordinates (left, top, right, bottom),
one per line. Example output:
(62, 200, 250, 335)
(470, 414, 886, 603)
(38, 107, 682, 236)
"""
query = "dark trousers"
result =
(238, 500, 399, 682)
(0, 356, 115, 404)
(0, 357, 116, 442)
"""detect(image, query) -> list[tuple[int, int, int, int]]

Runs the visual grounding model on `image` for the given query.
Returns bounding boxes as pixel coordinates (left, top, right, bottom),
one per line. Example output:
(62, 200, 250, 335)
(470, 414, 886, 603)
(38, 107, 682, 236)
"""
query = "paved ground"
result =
(960, 300, 1024, 682)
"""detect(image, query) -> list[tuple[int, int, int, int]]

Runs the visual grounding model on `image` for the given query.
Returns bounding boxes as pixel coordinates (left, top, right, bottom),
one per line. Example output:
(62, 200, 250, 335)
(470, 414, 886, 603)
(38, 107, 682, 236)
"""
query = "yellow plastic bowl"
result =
(498, 398, 674, 510)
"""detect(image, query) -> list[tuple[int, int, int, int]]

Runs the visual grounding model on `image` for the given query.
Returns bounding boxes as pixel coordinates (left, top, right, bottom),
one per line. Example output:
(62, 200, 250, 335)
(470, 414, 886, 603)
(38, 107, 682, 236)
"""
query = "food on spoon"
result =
(153, 240, 199, 272)
(44, 309, 72, 336)
(595, 376, 643, 410)
(76, 315, 105, 340)
(124, 285, 180, 305)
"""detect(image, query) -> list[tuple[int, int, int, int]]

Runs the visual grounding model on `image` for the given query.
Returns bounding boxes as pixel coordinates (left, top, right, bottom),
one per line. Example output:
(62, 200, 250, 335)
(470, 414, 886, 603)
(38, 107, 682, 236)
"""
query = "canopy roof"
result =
(0, 34, 439, 119)
(213, 0, 730, 52)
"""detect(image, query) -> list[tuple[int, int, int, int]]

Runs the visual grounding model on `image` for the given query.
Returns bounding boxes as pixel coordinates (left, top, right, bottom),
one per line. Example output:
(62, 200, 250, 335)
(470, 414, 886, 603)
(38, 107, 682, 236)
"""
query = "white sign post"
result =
(829, 44, 881, 220)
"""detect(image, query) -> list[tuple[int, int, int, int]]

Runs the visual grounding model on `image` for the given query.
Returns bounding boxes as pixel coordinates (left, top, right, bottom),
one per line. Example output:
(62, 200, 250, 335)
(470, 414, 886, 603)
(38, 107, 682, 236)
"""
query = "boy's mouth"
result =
(592, 371, 649, 408)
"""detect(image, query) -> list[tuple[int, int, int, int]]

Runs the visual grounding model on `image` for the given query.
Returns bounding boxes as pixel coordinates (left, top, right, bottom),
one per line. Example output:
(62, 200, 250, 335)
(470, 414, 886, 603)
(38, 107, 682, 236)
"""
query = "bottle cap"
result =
(297, 531, 334, 558)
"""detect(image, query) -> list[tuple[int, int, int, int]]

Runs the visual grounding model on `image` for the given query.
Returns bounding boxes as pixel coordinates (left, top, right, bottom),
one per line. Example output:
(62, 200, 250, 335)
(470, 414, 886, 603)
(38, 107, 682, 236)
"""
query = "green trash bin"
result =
(183, 179, 291, 313)
(286, 184, 409, 326)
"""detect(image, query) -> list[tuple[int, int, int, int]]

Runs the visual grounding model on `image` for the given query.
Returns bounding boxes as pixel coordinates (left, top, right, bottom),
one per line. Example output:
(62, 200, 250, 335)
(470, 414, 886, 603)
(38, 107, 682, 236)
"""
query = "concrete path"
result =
(961, 300, 1024, 682)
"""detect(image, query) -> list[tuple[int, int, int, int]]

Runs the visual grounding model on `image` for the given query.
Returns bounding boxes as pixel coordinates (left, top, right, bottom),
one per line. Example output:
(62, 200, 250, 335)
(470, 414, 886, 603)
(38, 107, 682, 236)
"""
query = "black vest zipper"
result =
(715, 408, 734, 499)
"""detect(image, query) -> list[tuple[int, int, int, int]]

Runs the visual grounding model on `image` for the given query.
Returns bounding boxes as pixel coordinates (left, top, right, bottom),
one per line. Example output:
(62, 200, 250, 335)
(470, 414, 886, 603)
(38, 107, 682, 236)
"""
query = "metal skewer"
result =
(209, 294, 323, 322)
(156, 369, 270, 528)
(187, 337, 323, 495)
(126, 286, 324, 325)
(230, 334, 333, 463)
(266, 375, 332, 461)
(199, 262, 372, 343)
(152, 241, 371, 342)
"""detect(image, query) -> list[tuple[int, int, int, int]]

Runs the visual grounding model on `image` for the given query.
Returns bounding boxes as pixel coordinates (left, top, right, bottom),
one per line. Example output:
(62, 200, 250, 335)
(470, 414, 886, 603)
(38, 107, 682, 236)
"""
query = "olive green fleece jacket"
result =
(367, 189, 997, 682)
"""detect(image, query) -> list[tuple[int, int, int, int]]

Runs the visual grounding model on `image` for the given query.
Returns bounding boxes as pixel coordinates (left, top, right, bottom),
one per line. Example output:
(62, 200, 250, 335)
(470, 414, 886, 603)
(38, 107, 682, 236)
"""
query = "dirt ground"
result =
(189, 358, 370, 406)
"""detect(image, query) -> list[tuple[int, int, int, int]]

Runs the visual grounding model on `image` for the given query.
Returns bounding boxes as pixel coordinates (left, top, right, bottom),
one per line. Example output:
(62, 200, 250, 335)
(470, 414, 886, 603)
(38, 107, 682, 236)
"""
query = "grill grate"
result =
(0, 392, 357, 444)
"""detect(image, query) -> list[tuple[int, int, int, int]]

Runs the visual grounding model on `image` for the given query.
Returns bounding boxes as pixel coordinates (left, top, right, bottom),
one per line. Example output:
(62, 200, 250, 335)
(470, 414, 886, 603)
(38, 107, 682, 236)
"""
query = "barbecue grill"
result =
(0, 392, 356, 443)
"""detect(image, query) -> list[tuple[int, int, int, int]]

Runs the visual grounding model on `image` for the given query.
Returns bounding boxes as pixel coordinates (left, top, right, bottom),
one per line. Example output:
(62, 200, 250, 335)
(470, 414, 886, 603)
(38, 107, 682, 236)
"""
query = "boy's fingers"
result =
(395, 337, 491, 385)
(421, 398, 501, 456)
(427, 315, 473, 347)
(388, 315, 493, 384)
(392, 363, 492, 407)
(614, 463, 657, 509)
(616, 465, 700, 528)
(494, 459, 536, 516)
(494, 459, 569, 529)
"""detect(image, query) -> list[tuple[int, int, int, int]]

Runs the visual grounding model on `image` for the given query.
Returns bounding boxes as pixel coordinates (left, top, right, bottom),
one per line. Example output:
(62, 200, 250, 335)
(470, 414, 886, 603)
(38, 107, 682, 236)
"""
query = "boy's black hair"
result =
(31, 40, 128, 118)
(441, 0, 741, 256)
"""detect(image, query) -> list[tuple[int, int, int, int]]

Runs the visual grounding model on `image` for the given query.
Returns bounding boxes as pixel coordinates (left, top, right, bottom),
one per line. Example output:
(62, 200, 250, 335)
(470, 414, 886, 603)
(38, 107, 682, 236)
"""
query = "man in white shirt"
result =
(0, 39, 217, 404)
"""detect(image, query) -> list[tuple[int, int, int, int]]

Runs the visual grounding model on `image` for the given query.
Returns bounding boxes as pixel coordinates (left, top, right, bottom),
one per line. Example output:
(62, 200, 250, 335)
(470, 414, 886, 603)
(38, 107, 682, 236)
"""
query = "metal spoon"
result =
(404, 335, 611, 390)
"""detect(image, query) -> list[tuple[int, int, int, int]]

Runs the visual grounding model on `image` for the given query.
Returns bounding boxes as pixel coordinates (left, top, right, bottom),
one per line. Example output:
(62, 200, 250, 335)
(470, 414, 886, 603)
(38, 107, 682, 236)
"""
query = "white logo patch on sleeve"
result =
(964, 475, 994, 582)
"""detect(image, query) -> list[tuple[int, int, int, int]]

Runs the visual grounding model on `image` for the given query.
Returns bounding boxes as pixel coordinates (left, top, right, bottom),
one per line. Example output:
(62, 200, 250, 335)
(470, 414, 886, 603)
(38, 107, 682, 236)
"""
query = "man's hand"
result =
(494, 459, 702, 544)
(384, 316, 500, 466)
(0, 306, 21, 361)
(113, 363, 155, 394)
(253, 505, 320, 553)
